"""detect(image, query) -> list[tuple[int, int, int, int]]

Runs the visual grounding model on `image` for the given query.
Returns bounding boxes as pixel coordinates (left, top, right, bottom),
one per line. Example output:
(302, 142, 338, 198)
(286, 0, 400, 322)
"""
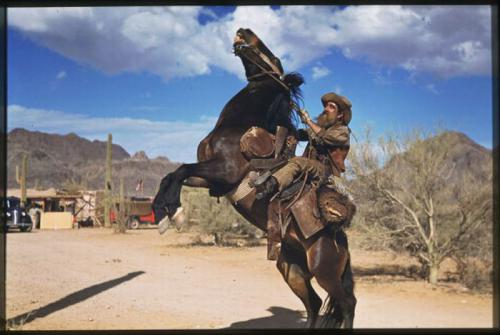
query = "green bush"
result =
(180, 187, 261, 241)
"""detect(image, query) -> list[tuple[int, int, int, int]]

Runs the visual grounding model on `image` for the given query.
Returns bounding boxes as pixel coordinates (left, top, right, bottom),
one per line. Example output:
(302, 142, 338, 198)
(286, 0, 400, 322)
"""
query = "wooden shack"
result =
(6, 188, 154, 229)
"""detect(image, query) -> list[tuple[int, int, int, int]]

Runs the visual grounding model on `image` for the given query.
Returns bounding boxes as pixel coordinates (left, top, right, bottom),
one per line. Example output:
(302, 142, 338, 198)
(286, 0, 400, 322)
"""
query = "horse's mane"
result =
(265, 72, 305, 134)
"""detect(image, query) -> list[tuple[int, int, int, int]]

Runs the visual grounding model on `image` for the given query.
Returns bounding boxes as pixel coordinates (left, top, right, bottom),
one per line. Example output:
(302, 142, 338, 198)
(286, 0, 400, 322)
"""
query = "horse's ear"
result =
(245, 29, 260, 47)
(237, 28, 254, 37)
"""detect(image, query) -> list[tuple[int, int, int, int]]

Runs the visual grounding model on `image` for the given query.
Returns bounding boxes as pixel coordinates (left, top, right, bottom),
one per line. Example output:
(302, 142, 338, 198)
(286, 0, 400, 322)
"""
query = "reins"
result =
(247, 71, 280, 81)
(234, 44, 304, 119)
(236, 45, 291, 93)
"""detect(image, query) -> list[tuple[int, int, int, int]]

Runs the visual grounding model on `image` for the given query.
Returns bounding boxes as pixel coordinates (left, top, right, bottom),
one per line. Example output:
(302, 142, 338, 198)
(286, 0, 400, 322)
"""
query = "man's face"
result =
(324, 101, 343, 120)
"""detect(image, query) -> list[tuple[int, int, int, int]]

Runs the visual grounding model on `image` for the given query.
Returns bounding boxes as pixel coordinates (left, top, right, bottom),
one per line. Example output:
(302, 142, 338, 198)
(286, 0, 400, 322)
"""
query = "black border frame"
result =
(1, 1, 498, 334)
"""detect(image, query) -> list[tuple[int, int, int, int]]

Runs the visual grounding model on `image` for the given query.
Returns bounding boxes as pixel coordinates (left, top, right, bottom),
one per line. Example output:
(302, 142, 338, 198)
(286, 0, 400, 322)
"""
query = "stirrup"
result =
(250, 170, 272, 188)
(255, 190, 269, 200)
(255, 177, 278, 200)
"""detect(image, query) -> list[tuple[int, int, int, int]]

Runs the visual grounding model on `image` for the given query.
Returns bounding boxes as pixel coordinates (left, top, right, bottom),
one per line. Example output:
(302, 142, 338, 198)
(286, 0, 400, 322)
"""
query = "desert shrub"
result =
(180, 187, 261, 244)
(347, 128, 493, 286)
(455, 258, 493, 292)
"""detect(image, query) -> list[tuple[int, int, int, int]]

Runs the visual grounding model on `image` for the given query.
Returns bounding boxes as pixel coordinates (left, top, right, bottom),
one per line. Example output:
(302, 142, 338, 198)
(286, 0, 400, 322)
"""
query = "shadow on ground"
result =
(228, 306, 305, 329)
(7, 271, 145, 328)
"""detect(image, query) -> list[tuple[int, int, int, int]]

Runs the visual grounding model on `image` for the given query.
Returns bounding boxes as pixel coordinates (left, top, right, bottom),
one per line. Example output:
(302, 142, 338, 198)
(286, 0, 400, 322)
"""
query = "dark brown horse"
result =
(153, 28, 356, 328)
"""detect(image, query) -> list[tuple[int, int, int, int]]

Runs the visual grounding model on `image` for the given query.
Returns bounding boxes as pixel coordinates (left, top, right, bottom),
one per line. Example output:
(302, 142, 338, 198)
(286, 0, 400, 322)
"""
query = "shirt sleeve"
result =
(313, 124, 350, 146)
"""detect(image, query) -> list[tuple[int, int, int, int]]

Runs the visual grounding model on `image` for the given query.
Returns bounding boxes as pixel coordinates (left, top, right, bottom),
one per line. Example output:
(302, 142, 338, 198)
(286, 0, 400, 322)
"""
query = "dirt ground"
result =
(6, 227, 493, 330)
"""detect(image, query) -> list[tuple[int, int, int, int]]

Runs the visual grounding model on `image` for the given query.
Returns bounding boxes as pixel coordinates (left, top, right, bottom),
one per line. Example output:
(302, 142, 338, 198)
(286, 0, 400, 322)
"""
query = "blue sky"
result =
(7, 5, 493, 162)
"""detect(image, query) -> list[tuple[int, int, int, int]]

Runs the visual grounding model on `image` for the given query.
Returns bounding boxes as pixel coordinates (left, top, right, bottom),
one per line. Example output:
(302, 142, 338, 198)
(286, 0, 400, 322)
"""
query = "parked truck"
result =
(110, 196, 156, 229)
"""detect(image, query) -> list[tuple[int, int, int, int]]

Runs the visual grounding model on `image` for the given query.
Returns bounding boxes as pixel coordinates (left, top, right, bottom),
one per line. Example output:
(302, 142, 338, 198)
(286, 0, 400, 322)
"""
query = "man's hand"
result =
(298, 109, 312, 124)
(298, 109, 322, 135)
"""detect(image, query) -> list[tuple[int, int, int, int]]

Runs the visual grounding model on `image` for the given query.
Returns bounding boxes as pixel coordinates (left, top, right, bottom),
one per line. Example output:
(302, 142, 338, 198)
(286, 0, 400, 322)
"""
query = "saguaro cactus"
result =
(15, 153, 28, 207)
(115, 177, 127, 233)
(104, 134, 113, 227)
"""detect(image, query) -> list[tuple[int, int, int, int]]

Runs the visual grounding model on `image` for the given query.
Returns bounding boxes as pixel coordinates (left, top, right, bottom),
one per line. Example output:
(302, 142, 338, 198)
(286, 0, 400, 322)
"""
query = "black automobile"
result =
(5, 197, 33, 232)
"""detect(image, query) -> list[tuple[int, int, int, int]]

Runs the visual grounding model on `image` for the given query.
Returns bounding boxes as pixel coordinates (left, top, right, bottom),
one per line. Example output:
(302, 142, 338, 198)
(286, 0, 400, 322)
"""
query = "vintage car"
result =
(6, 196, 33, 232)
(108, 197, 156, 229)
(126, 196, 155, 229)
(124, 211, 155, 229)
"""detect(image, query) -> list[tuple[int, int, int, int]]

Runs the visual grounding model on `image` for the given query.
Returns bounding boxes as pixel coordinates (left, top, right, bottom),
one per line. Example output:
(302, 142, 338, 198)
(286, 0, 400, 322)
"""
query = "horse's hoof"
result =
(158, 207, 185, 235)
(171, 207, 186, 231)
(158, 216, 170, 235)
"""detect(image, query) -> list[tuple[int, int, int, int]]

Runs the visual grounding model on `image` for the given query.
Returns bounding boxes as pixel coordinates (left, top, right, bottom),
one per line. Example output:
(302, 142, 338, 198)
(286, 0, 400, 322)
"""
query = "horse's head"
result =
(233, 28, 284, 81)
(232, 28, 305, 134)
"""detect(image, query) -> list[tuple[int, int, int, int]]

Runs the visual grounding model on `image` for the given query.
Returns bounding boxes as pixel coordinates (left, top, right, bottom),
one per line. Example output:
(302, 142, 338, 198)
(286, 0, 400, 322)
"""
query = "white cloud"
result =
(8, 5, 491, 80)
(56, 70, 66, 79)
(311, 65, 330, 80)
(331, 5, 491, 78)
(371, 67, 393, 86)
(8, 104, 217, 163)
(424, 83, 439, 95)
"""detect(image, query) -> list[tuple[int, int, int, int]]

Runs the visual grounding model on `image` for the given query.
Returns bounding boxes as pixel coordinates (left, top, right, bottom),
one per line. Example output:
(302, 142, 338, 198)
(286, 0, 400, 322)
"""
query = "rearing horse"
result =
(153, 28, 356, 328)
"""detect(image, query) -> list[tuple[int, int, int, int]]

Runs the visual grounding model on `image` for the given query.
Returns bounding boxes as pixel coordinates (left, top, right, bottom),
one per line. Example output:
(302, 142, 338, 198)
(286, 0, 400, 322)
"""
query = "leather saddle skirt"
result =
(268, 182, 325, 241)
(268, 181, 356, 241)
(240, 127, 275, 160)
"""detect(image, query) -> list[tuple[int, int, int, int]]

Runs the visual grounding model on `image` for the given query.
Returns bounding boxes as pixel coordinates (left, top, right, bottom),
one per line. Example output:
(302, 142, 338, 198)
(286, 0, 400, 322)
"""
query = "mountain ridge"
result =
(7, 128, 492, 196)
(7, 128, 180, 196)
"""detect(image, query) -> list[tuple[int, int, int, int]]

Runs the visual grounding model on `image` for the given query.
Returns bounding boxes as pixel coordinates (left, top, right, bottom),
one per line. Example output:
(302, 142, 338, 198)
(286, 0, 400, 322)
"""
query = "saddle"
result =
(236, 126, 355, 260)
(240, 126, 296, 163)
(222, 127, 288, 202)
(240, 127, 275, 160)
(266, 178, 356, 260)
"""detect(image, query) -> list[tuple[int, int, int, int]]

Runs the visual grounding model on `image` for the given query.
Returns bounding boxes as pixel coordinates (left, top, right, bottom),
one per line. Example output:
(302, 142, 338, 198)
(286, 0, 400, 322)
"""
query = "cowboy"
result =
(254, 92, 352, 199)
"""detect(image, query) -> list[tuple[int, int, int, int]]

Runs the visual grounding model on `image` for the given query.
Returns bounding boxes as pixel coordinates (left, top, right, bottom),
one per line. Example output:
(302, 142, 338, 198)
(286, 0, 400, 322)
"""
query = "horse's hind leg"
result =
(277, 243, 322, 328)
(305, 234, 356, 328)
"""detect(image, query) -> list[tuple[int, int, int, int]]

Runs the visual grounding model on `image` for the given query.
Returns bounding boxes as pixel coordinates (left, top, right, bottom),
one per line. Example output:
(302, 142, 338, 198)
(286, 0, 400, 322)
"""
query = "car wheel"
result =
(20, 226, 32, 232)
(128, 218, 140, 230)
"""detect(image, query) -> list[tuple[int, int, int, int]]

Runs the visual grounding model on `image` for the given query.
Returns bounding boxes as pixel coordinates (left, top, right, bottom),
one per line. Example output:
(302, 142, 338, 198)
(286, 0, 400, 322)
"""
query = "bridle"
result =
(234, 43, 290, 92)
(234, 43, 303, 116)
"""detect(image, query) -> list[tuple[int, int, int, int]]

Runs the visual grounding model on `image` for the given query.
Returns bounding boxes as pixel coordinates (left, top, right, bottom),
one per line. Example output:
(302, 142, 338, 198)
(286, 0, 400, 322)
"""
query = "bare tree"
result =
(349, 129, 492, 284)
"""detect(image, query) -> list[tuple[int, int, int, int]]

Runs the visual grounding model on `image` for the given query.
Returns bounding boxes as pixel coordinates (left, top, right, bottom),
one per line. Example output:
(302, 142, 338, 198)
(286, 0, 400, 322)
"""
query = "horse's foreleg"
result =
(153, 158, 248, 224)
(153, 173, 176, 225)
(183, 177, 210, 188)
(277, 243, 322, 328)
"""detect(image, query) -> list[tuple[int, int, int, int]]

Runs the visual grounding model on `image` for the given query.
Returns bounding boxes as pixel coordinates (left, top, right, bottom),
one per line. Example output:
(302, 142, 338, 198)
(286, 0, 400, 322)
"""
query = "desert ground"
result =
(6, 227, 493, 330)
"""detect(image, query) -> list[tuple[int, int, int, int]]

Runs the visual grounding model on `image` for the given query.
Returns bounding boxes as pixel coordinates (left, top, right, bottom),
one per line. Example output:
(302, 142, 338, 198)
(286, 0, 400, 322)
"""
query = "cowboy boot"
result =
(255, 176, 279, 200)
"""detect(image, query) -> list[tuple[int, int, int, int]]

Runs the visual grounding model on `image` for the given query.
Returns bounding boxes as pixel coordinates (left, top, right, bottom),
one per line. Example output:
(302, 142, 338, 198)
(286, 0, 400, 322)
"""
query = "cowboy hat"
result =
(321, 92, 352, 125)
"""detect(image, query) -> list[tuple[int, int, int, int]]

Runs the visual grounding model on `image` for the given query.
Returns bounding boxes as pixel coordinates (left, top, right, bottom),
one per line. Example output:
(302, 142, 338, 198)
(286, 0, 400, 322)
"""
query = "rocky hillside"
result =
(348, 130, 493, 244)
(378, 131, 492, 189)
(7, 128, 180, 196)
(350, 130, 492, 195)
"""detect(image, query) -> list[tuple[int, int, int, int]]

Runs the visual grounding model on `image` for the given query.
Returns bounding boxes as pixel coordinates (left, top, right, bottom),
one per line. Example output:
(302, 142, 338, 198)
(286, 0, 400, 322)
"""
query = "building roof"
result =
(7, 188, 81, 199)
